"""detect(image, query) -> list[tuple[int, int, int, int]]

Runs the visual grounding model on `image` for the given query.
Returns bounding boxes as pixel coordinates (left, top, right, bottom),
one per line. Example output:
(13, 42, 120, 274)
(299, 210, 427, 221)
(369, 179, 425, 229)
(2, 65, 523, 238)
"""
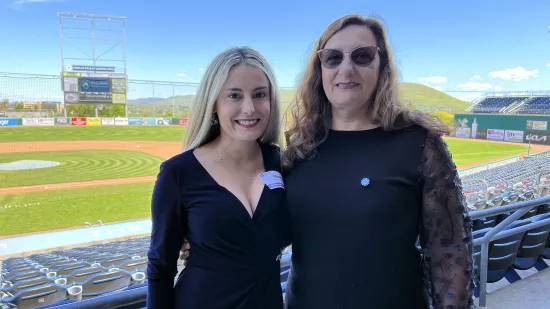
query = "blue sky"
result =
(1, 0, 549, 102)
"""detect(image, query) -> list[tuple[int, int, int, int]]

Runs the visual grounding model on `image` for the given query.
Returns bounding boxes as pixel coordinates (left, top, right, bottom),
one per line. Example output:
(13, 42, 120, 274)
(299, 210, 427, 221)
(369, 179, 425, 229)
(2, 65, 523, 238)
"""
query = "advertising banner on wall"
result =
(487, 129, 505, 141)
(55, 117, 71, 125)
(145, 118, 156, 125)
(87, 117, 101, 126)
(155, 118, 171, 125)
(455, 127, 471, 138)
(71, 117, 87, 126)
(0, 118, 20, 126)
(39, 118, 55, 126)
(22, 118, 39, 126)
(128, 118, 144, 125)
(176, 118, 188, 126)
(526, 120, 547, 131)
(504, 130, 524, 143)
(101, 118, 115, 125)
(114, 117, 129, 126)
(524, 132, 550, 145)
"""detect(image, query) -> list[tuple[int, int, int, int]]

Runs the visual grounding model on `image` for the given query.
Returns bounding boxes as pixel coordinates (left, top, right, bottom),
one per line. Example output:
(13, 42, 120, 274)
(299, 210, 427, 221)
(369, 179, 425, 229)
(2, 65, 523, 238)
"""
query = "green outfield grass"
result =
(0, 182, 154, 236)
(0, 126, 185, 142)
(1, 150, 164, 188)
(445, 139, 528, 167)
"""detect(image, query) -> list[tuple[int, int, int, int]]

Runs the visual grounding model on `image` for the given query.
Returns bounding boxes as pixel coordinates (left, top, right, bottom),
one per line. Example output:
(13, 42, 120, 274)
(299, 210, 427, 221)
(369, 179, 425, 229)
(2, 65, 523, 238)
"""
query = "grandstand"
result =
(468, 92, 550, 115)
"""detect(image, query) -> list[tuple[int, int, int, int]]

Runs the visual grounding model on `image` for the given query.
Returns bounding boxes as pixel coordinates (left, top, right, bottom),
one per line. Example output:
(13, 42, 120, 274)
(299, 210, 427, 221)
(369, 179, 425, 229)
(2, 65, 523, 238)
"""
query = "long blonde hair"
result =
(183, 46, 283, 151)
(282, 14, 449, 167)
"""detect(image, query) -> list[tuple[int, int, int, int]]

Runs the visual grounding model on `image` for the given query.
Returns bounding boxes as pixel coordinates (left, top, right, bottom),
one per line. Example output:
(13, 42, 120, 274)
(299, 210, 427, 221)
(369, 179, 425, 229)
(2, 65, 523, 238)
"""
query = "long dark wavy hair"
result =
(282, 14, 449, 167)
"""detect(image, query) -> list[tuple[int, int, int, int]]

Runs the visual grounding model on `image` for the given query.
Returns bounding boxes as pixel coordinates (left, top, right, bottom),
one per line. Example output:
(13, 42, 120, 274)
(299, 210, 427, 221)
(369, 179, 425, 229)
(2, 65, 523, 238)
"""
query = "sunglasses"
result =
(317, 46, 380, 69)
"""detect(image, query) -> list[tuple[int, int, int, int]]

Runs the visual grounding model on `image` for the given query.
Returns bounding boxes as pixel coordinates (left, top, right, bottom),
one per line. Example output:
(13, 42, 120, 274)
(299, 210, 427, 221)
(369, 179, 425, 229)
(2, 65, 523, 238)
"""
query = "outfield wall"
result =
(0, 117, 188, 127)
(454, 114, 550, 145)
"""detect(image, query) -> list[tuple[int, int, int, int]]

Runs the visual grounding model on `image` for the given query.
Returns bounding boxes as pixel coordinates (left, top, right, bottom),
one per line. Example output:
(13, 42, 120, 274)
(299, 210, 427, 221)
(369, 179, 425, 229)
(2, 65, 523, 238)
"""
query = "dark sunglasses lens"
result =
(319, 50, 343, 68)
(351, 47, 377, 66)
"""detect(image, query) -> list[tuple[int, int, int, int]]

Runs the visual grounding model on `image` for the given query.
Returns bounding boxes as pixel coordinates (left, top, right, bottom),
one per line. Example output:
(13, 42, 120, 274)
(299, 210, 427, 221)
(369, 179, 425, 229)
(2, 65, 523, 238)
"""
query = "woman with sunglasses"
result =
(146, 46, 291, 309)
(281, 14, 476, 309)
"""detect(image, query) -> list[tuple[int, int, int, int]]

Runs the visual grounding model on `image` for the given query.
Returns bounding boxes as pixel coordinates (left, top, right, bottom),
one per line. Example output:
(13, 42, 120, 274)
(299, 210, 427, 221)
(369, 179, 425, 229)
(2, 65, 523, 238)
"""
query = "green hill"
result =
(399, 83, 471, 113)
(128, 83, 470, 114)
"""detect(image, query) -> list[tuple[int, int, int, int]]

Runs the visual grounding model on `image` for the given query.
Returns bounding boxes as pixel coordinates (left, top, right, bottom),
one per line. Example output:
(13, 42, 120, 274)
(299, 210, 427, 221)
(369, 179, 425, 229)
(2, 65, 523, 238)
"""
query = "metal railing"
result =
(470, 196, 550, 308)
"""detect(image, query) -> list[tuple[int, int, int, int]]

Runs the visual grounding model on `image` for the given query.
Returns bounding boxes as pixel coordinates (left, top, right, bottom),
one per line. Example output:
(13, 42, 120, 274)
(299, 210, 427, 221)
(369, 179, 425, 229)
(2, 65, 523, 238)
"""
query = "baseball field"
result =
(0, 126, 543, 237)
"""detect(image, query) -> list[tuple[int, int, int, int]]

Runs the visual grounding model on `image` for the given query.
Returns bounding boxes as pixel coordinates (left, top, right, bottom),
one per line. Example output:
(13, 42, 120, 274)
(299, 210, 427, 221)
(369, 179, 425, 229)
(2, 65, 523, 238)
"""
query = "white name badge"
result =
(260, 171, 285, 190)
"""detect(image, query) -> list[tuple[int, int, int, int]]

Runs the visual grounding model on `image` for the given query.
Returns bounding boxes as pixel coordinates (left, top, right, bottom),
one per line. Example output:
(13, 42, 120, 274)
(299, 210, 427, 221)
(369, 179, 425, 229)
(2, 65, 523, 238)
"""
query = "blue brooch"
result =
(361, 177, 370, 187)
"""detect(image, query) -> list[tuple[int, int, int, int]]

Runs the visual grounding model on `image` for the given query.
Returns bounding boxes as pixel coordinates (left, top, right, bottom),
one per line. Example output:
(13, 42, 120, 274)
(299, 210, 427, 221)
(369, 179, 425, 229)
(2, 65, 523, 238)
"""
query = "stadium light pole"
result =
(57, 13, 128, 117)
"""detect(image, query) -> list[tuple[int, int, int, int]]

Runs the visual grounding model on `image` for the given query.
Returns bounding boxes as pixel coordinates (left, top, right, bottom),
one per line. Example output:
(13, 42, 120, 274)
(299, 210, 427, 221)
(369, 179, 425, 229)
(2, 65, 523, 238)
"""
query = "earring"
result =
(211, 114, 218, 126)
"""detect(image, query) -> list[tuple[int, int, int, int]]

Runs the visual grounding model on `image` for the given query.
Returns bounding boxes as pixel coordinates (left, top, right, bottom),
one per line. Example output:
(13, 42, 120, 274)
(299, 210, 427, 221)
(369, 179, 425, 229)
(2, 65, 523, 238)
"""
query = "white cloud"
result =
(418, 76, 447, 84)
(471, 75, 482, 80)
(8, 0, 65, 10)
(176, 73, 186, 77)
(488, 66, 538, 81)
(494, 86, 502, 90)
(547, 63, 550, 67)
(456, 82, 494, 91)
(198, 68, 204, 71)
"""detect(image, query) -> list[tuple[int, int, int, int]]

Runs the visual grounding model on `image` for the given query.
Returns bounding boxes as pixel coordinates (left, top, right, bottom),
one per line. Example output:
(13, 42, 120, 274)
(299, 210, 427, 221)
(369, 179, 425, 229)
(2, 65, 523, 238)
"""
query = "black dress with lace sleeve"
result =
(419, 132, 477, 309)
(284, 125, 476, 309)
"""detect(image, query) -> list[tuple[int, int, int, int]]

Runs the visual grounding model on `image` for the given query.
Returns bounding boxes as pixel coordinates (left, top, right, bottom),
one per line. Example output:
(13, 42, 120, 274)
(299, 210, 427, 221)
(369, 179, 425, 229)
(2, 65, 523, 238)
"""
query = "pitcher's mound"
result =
(0, 160, 61, 170)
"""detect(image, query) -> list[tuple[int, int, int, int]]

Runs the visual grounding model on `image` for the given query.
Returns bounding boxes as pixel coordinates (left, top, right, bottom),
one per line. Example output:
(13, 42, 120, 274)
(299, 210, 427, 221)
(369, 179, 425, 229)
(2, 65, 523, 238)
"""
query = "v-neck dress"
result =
(146, 143, 292, 309)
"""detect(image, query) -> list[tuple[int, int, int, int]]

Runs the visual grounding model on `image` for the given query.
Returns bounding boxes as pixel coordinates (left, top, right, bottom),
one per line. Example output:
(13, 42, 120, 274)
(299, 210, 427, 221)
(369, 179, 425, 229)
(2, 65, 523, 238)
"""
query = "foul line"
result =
(0, 176, 156, 194)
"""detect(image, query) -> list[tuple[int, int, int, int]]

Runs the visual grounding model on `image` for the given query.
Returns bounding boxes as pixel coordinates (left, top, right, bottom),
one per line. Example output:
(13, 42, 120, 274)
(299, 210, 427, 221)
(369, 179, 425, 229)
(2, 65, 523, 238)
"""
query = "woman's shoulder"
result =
(259, 142, 283, 171)
(158, 149, 197, 175)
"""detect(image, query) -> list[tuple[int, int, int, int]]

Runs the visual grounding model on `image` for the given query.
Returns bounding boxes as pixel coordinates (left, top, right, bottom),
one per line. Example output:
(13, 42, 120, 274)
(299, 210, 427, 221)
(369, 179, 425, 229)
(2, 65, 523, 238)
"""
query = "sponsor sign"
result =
(524, 132, 550, 145)
(156, 118, 171, 125)
(455, 127, 471, 138)
(475, 128, 487, 140)
(22, 118, 39, 126)
(71, 65, 115, 72)
(128, 118, 144, 125)
(0, 118, 19, 127)
(38, 118, 55, 126)
(526, 120, 547, 131)
(55, 117, 71, 125)
(87, 117, 101, 126)
(145, 118, 156, 125)
(114, 117, 129, 126)
(71, 117, 87, 126)
(504, 130, 524, 143)
(176, 118, 188, 126)
(101, 118, 115, 125)
(487, 129, 505, 141)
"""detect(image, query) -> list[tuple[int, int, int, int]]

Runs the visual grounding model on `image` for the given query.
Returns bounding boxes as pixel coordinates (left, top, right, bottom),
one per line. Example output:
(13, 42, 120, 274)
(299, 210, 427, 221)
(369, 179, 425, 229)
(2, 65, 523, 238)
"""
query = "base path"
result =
(0, 176, 156, 194)
(0, 141, 183, 159)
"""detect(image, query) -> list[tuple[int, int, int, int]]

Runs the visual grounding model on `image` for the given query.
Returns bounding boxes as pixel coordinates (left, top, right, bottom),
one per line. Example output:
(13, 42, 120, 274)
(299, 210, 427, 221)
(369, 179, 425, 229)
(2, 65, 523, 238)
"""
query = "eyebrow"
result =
(225, 86, 268, 92)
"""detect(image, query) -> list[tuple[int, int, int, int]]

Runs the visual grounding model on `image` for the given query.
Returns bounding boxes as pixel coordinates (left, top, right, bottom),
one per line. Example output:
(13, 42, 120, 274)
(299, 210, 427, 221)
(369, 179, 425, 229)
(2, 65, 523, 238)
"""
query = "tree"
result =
(99, 104, 126, 117)
(0, 99, 8, 109)
(67, 104, 95, 117)
(14, 102, 24, 110)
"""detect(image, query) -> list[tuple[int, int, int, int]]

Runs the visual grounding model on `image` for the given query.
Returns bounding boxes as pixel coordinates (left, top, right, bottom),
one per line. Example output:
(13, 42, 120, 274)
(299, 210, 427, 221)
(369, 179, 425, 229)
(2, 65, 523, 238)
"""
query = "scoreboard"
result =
(61, 72, 127, 104)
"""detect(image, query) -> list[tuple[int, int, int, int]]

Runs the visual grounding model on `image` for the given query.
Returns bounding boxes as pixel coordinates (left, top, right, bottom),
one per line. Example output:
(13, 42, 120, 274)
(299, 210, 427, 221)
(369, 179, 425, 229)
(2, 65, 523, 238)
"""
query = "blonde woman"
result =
(281, 15, 476, 309)
(146, 46, 291, 309)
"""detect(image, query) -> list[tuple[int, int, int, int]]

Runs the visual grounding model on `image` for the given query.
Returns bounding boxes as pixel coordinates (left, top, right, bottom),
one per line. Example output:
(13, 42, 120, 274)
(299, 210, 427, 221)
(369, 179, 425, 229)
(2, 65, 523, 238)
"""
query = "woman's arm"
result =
(420, 132, 477, 309)
(147, 161, 185, 309)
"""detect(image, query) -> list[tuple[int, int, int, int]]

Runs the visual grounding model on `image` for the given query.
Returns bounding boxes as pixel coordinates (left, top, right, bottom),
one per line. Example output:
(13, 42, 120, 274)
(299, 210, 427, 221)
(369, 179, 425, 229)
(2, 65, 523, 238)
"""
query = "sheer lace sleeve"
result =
(419, 132, 477, 309)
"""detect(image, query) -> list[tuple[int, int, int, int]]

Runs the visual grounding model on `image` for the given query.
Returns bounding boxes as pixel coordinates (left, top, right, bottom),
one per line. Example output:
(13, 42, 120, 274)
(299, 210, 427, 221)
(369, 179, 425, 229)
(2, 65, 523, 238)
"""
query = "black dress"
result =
(146, 143, 291, 309)
(283, 125, 476, 309)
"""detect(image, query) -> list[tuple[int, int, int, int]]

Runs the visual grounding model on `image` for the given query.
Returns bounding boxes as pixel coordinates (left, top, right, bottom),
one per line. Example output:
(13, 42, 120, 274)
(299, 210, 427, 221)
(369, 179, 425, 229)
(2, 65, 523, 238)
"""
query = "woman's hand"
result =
(179, 239, 190, 266)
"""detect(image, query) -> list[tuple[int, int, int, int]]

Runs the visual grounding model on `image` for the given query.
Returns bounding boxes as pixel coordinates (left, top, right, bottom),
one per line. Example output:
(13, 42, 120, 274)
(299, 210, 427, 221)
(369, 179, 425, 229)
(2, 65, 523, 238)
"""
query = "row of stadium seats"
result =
(471, 96, 550, 114)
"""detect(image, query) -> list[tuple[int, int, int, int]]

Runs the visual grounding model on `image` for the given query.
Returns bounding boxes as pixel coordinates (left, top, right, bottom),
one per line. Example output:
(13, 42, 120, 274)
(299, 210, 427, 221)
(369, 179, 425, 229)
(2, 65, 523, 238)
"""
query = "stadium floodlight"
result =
(57, 12, 128, 117)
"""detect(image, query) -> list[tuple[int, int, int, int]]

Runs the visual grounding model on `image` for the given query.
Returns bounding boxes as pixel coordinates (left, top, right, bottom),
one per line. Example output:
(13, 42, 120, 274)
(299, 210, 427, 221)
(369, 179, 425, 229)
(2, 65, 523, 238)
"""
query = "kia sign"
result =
(525, 132, 550, 145)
